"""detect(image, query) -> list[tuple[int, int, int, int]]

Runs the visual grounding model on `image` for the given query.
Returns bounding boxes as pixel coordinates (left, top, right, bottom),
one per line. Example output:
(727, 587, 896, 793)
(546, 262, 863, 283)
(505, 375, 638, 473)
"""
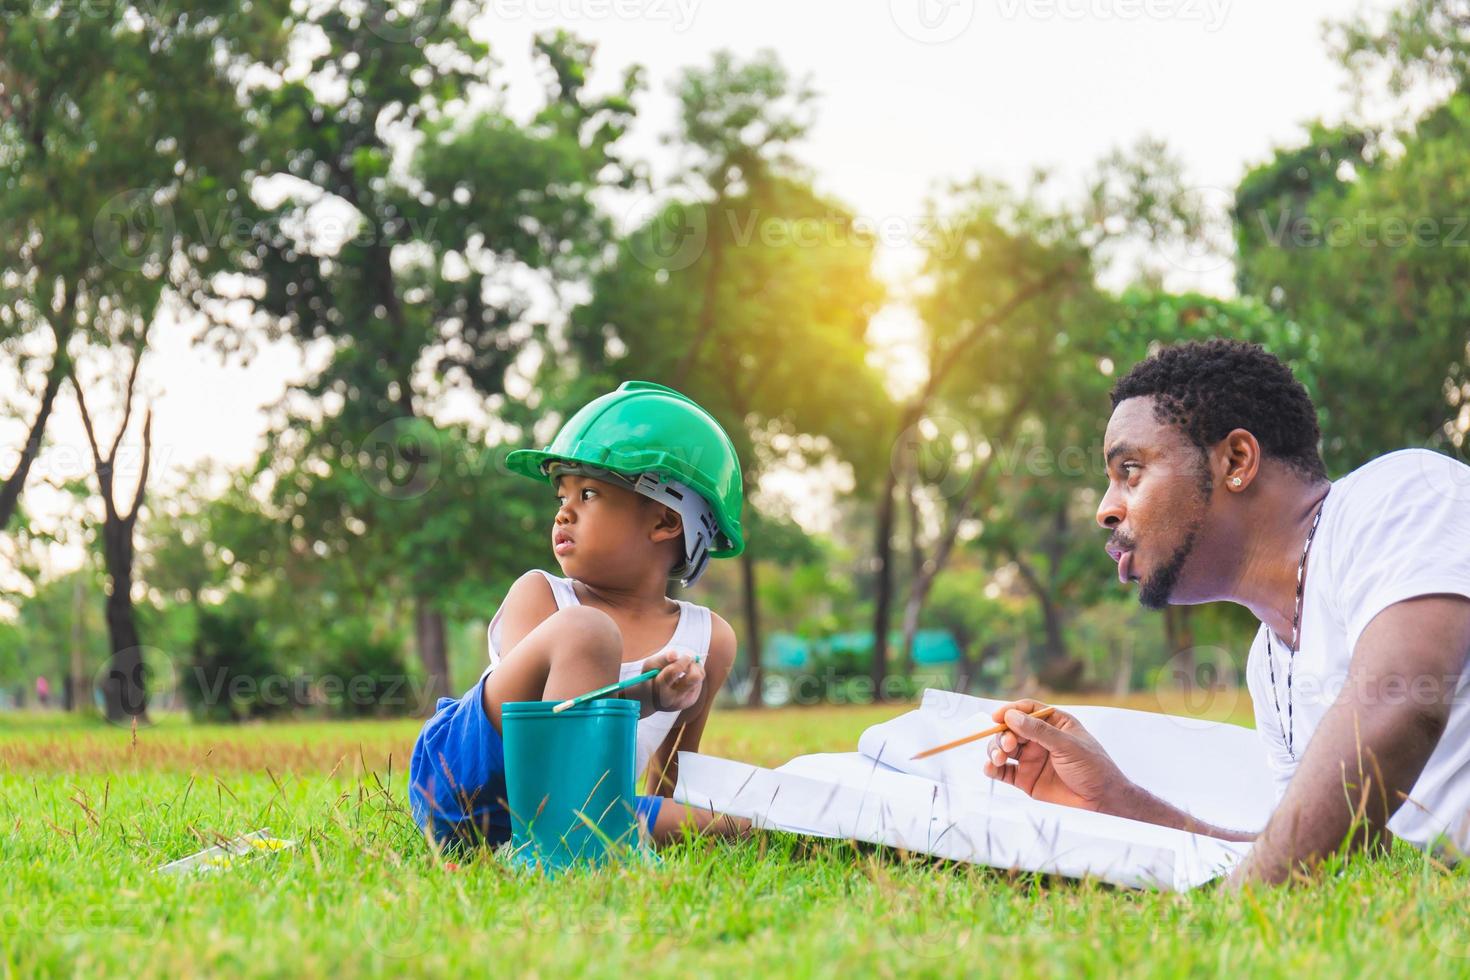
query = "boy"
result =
(410, 381, 747, 847)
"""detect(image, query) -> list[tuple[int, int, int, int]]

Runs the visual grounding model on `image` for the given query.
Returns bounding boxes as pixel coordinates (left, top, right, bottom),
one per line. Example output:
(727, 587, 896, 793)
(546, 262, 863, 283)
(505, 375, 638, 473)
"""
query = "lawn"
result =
(2, 699, 1467, 978)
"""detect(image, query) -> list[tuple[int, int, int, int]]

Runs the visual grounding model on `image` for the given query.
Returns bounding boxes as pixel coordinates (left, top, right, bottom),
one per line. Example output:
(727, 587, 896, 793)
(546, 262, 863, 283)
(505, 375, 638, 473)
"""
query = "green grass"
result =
(2, 704, 1467, 978)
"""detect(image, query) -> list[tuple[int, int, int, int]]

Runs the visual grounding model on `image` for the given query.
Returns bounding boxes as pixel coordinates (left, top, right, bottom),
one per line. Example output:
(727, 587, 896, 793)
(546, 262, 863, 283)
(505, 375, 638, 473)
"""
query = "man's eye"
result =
(1121, 463, 1141, 477)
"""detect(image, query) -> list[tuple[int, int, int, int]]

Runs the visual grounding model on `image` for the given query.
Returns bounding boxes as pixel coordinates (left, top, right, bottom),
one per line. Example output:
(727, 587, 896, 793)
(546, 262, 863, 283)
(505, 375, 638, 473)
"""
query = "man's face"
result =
(1096, 397, 1216, 609)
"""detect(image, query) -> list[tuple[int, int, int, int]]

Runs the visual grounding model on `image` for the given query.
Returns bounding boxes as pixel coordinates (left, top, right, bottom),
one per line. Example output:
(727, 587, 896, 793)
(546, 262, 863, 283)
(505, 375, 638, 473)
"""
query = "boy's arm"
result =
(644, 613, 737, 796)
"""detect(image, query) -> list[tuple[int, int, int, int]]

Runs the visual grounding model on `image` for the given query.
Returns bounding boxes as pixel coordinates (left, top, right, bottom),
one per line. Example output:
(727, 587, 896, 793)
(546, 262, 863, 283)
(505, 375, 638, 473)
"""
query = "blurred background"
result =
(1, 0, 1467, 723)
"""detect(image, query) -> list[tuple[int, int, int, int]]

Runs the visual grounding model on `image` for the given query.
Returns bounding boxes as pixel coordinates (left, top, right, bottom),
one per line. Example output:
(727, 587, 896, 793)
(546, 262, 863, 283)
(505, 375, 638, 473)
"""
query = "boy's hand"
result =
(645, 648, 704, 713)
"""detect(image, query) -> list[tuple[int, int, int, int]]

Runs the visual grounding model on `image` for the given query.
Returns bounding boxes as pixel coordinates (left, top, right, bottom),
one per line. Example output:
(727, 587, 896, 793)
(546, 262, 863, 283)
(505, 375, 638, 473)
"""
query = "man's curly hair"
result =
(1110, 339, 1326, 480)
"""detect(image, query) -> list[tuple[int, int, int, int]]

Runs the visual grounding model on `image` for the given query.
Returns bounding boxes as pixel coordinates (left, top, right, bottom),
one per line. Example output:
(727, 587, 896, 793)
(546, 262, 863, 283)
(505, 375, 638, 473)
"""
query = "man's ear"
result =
(649, 504, 684, 544)
(1215, 428, 1262, 492)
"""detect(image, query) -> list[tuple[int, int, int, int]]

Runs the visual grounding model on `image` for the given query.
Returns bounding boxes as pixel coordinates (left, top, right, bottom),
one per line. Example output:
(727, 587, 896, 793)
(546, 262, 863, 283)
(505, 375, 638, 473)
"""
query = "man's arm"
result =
(983, 700, 1255, 841)
(1227, 594, 1470, 885)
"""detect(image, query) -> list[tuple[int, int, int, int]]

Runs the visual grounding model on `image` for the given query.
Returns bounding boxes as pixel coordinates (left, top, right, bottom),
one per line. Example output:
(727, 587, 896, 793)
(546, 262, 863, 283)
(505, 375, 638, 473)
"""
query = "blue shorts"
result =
(408, 671, 664, 848)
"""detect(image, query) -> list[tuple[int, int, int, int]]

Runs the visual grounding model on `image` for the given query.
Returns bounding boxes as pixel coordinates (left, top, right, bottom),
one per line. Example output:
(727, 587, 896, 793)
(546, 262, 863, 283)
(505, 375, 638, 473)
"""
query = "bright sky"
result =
(3, 0, 1399, 572)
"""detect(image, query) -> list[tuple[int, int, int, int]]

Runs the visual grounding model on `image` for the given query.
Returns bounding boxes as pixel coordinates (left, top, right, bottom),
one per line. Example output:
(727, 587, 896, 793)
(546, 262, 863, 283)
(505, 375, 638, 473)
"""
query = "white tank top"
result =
(486, 570, 713, 776)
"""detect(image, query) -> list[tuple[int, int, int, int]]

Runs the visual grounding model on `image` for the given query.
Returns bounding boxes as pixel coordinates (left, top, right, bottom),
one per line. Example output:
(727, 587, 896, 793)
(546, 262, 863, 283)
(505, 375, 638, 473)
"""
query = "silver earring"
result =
(1231, 476, 1243, 487)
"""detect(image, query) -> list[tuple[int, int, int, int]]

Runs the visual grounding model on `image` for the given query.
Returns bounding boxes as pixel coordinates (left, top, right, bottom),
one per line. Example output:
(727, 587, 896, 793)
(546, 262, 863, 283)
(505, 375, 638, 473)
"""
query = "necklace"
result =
(1265, 490, 1329, 761)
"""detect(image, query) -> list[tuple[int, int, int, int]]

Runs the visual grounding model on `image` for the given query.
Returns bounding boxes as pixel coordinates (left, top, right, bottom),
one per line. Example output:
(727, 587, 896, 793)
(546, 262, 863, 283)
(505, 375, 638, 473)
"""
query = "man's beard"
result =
(1136, 454, 1214, 610)
(1138, 525, 1199, 610)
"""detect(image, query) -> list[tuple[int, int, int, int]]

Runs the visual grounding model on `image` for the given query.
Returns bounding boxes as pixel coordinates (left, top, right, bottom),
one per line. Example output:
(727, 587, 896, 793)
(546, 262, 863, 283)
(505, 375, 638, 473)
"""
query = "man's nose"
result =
(1096, 483, 1124, 530)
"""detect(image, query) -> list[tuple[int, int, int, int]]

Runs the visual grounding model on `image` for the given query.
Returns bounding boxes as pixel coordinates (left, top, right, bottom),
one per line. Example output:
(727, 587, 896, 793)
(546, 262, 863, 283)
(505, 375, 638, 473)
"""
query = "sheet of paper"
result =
(674, 690, 1272, 890)
(156, 829, 296, 875)
(858, 690, 1276, 834)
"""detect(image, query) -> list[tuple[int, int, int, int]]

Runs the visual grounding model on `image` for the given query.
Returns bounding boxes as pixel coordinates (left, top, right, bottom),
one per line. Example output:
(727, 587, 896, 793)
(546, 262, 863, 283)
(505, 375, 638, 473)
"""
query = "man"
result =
(983, 339, 1470, 885)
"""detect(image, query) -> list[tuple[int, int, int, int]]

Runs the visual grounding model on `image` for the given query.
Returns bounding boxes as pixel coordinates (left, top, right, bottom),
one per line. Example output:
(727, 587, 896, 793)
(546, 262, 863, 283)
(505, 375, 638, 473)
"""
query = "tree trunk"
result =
(740, 548, 762, 707)
(899, 474, 923, 679)
(1164, 605, 1196, 688)
(415, 598, 450, 710)
(870, 467, 899, 699)
(100, 521, 146, 723)
(1112, 639, 1133, 698)
(0, 361, 64, 532)
(70, 574, 87, 713)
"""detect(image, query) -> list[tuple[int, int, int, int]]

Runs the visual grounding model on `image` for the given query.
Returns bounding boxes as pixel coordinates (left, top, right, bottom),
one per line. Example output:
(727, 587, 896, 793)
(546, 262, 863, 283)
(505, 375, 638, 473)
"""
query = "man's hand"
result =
(982, 699, 1133, 812)
(644, 648, 704, 714)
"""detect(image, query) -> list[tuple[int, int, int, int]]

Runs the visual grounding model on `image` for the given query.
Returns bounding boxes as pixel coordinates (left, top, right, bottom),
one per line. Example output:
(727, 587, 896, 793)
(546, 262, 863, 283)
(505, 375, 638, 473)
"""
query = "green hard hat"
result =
(505, 381, 745, 558)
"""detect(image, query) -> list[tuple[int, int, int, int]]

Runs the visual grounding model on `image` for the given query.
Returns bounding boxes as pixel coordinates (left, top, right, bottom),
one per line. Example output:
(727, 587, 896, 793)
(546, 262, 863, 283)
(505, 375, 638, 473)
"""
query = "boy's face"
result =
(551, 473, 684, 585)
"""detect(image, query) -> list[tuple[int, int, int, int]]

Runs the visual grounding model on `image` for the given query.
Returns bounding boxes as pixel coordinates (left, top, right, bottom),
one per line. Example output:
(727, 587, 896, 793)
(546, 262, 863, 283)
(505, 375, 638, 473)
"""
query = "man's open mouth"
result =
(1106, 543, 1135, 584)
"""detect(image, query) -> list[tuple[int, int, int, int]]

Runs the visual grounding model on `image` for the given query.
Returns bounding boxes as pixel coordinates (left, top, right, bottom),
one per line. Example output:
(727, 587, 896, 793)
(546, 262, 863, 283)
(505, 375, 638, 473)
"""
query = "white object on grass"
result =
(675, 689, 1275, 891)
(157, 829, 296, 875)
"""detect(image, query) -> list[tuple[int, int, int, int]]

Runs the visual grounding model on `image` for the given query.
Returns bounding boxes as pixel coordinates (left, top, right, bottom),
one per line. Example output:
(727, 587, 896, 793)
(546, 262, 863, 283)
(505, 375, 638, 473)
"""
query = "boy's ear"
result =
(649, 503, 683, 544)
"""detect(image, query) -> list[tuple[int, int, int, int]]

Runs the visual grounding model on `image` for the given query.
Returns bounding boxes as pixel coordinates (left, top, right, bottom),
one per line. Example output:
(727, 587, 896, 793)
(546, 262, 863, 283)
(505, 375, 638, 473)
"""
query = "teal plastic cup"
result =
(501, 697, 642, 871)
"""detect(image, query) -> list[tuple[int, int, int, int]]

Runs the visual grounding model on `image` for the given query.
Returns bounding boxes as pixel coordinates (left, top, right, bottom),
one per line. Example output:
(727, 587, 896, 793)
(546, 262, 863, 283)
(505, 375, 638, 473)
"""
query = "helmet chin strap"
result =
(544, 462, 720, 587)
(630, 472, 718, 588)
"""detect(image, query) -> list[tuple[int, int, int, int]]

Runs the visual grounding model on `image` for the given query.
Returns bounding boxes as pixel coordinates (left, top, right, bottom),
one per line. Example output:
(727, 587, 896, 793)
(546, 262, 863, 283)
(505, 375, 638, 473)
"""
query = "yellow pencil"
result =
(910, 705, 1056, 761)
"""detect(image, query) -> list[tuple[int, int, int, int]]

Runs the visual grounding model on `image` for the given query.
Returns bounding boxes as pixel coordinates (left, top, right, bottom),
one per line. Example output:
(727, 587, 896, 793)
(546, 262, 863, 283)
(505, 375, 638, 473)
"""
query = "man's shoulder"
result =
(1330, 448, 1469, 512)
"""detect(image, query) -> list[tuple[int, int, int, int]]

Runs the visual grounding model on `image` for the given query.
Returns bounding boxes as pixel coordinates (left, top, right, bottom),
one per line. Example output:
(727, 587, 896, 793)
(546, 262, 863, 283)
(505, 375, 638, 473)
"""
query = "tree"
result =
(180, 15, 641, 704)
(0, 2, 290, 717)
(72, 341, 155, 722)
(0, 3, 287, 534)
(570, 51, 890, 704)
(1236, 2, 1470, 472)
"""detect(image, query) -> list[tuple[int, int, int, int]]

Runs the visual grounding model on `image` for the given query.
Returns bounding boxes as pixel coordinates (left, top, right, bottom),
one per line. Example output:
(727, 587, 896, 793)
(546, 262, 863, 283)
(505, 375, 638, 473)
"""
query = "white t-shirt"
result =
(1245, 449, 1470, 850)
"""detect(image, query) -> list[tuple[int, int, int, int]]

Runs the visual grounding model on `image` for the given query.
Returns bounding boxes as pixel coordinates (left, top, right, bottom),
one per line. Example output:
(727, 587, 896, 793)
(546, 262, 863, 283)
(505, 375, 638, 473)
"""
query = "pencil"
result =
(909, 705, 1057, 761)
(552, 668, 662, 714)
